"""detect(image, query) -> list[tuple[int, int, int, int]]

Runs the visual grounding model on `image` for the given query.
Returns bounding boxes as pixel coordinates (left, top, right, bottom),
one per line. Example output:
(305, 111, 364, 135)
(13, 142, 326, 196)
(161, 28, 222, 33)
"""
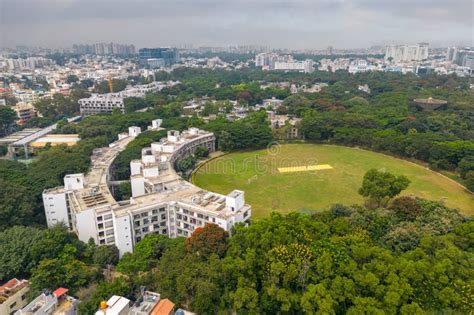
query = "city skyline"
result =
(0, 0, 472, 49)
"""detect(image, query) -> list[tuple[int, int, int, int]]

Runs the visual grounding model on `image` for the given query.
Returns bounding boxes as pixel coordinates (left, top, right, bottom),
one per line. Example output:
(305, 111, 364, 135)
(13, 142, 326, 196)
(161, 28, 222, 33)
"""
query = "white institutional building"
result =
(255, 53, 314, 73)
(79, 81, 178, 116)
(42, 121, 251, 256)
(273, 60, 314, 73)
(385, 43, 429, 62)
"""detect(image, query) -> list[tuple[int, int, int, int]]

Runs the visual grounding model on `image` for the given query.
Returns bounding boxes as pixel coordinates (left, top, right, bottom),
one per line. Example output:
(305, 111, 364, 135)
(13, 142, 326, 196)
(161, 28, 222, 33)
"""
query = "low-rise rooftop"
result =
(0, 279, 29, 304)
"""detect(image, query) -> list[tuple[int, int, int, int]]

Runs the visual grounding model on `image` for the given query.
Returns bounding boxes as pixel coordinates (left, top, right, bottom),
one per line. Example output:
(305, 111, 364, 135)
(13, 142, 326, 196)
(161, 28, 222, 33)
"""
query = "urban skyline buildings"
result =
(446, 47, 474, 69)
(72, 42, 136, 56)
(138, 48, 180, 68)
(255, 53, 314, 73)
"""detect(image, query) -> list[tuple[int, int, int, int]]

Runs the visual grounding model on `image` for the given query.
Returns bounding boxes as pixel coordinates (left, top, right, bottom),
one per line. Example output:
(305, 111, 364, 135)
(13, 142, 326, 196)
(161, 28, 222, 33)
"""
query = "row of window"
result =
(99, 236, 115, 245)
(133, 207, 166, 220)
(97, 220, 113, 230)
(176, 229, 190, 236)
(176, 214, 206, 226)
(97, 213, 112, 222)
(135, 221, 167, 235)
(135, 228, 168, 243)
(98, 228, 114, 238)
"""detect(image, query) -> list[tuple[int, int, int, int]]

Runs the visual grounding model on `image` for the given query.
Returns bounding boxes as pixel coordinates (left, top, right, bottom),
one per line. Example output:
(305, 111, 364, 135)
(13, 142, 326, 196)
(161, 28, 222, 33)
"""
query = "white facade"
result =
(385, 43, 429, 62)
(348, 60, 376, 74)
(79, 93, 124, 115)
(274, 60, 314, 73)
(43, 189, 69, 228)
(148, 119, 163, 130)
(43, 126, 251, 257)
(128, 126, 142, 137)
(79, 82, 178, 116)
(0, 279, 30, 315)
(255, 52, 278, 68)
(95, 295, 130, 315)
(64, 174, 85, 190)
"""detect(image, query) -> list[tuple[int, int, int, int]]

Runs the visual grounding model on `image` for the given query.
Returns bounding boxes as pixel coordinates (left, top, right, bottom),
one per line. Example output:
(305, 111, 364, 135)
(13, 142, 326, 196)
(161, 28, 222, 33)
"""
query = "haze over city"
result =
(1, 0, 472, 49)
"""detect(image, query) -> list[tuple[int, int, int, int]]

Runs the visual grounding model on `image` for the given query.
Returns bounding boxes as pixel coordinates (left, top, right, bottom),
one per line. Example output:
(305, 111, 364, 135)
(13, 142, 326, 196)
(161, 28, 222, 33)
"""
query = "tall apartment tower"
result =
(385, 43, 429, 62)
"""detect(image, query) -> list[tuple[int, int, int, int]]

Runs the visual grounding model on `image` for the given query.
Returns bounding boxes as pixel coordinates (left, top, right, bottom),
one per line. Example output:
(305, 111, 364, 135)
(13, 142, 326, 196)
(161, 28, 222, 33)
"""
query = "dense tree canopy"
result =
(0, 106, 16, 134)
(0, 226, 83, 280)
(34, 92, 85, 119)
(78, 198, 471, 314)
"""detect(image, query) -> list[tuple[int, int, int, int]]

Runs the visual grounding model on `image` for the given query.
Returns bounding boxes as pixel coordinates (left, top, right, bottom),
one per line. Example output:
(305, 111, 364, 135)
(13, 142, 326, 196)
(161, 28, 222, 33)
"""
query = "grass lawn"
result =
(193, 144, 474, 218)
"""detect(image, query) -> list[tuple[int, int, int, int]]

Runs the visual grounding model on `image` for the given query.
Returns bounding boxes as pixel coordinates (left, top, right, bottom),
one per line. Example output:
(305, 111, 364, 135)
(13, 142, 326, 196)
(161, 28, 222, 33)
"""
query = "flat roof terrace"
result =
(67, 135, 135, 213)
(6, 116, 81, 147)
(0, 128, 41, 145)
(116, 181, 248, 220)
(86, 136, 135, 186)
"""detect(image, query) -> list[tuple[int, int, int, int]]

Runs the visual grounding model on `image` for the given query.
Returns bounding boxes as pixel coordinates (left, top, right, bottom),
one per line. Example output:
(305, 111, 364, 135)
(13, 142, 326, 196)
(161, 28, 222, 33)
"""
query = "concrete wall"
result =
(131, 177, 145, 197)
(43, 191, 69, 228)
(226, 190, 245, 212)
(64, 174, 85, 190)
(113, 213, 134, 257)
(75, 208, 98, 243)
(130, 160, 142, 176)
(0, 284, 29, 315)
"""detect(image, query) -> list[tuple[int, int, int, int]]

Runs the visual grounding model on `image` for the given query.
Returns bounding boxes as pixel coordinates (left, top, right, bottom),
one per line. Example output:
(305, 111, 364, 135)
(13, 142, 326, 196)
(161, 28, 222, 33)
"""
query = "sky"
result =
(0, 0, 472, 49)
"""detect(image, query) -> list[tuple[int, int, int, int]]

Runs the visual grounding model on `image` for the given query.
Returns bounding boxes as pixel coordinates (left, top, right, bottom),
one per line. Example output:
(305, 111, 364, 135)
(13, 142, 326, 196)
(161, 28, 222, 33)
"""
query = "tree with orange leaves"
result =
(186, 223, 228, 258)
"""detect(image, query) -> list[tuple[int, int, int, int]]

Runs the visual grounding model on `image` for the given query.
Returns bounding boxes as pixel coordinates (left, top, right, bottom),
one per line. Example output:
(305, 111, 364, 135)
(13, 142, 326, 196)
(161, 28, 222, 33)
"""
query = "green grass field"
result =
(193, 144, 474, 218)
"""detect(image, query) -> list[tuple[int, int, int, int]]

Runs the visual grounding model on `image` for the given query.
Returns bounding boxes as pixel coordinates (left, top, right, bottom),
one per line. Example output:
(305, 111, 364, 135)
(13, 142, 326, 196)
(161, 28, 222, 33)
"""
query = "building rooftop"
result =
(413, 97, 448, 110)
(117, 184, 249, 220)
(46, 134, 134, 213)
(129, 291, 161, 315)
(15, 291, 60, 314)
(0, 116, 81, 146)
(0, 279, 29, 304)
(150, 299, 175, 315)
(413, 97, 447, 104)
(95, 295, 130, 315)
(52, 288, 69, 298)
(0, 128, 41, 145)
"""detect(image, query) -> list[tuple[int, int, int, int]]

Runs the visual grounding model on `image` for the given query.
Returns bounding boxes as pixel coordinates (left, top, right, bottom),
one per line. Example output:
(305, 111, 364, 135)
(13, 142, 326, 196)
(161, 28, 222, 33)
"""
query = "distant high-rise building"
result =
(254, 52, 278, 69)
(255, 53, 314, 73)
(72, 43, 136, 56)
(464, 54, 474, 70)
(449, 47, 474, 69)
(385, 43, 429, 62)
(274, 59, 314, 73)
(138, 48, 180, 68)
(446, 47, 457, 61)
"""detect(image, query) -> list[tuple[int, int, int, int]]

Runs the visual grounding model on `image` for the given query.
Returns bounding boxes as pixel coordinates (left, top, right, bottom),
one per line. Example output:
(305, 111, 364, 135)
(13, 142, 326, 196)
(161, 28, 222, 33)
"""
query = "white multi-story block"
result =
(79, 93, 124, 115)
(274, 59, 314, 73)
(255, 52, 278, 69)
(43, 125, 251, 257)
(385, 43, 429, 62)
(79, 82, 179, 116)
